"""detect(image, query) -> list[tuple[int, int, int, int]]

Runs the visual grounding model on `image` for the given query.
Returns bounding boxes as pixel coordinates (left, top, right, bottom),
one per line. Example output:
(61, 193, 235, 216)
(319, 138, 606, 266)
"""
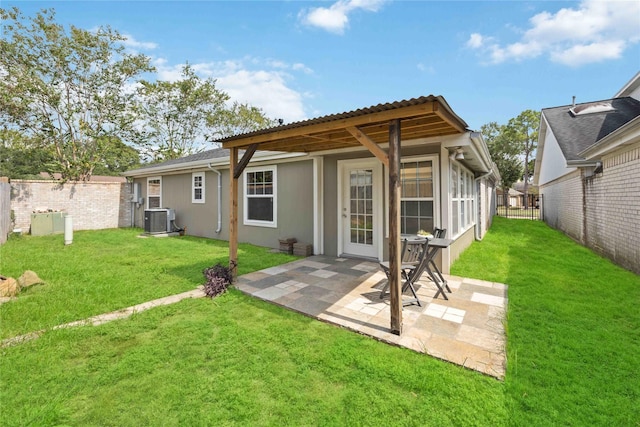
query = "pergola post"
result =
(388, 119, 402, 335)
(229, 147, 239, 278)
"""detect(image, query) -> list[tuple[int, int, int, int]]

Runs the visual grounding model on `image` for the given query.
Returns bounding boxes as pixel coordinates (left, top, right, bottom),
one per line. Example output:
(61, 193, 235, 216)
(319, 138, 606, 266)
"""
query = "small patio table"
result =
(424, 237, 454, 300)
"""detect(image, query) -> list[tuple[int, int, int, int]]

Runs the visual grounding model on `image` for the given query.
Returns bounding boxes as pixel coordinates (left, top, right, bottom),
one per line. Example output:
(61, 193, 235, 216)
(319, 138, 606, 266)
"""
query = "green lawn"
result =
(0, 228, 298, 339)
(1, 220, 638, 426)
(452, 217, 640, 426)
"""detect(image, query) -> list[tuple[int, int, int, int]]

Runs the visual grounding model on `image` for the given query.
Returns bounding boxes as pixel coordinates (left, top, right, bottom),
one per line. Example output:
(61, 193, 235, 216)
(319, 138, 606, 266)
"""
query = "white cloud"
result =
(122, 34, 158, 51)
(417, 63, 435, 74)
(217, 70, 307, 123)
(550, 40, 626, 67)
(292, 63, 314, 74)
(466, 33, 486, 49)
(467, 0, 640, 67)
(300, 0, 387, 34)
(153, 57, 308, 123)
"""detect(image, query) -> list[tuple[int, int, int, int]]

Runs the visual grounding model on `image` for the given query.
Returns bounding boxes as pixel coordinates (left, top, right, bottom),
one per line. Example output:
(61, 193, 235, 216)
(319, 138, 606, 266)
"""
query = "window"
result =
(192, 172, 205, 204)
(147, 177, 161, 209)
(400, 159, 435, 234)
(244, 166, 277, 227)
(450, 163, 475, 237)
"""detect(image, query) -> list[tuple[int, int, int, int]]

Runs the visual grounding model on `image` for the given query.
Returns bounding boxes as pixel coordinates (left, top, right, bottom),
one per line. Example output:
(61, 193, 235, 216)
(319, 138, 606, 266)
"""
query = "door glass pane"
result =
(349, 169, 374, 246)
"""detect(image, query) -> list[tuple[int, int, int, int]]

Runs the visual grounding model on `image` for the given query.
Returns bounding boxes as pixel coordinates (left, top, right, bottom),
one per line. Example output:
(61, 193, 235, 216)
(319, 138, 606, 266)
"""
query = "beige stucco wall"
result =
(446, 226, 475, 273)
(10, 180, 132, 233)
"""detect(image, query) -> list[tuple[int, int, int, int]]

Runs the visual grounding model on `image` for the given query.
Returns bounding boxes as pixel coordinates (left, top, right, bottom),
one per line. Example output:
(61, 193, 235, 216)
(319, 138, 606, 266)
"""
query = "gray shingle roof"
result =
(542, 97, 640, 161)
(131, 147, 230, 171)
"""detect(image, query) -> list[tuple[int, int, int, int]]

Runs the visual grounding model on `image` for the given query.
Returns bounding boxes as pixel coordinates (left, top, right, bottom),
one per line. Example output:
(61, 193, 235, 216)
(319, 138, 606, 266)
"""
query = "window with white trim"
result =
(192, 172, 205, 204)
(401, 159, 435, 234)
(147, 177, 161, 209)
(244, 166, 277, 227)
(450, 163, 475, 237)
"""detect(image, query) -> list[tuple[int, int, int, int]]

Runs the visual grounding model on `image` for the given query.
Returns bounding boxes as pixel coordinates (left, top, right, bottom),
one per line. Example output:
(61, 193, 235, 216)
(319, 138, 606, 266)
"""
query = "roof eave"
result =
(578, 116, 640, 159)
(123, 152, 308, 177)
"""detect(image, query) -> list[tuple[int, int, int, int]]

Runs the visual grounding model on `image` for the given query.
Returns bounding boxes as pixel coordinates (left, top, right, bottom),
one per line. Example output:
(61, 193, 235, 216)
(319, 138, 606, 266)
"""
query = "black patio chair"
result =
(430, 228, 448, 282)
(433, 228, 447, 239)
(379, 238, 430, 306)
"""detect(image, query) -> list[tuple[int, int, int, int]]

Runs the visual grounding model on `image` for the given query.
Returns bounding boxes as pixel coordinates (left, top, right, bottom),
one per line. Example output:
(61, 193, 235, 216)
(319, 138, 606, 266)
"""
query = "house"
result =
(496, 187, 524, 207)
(533, 72, 640, 274)
(125, 95, 499, 277)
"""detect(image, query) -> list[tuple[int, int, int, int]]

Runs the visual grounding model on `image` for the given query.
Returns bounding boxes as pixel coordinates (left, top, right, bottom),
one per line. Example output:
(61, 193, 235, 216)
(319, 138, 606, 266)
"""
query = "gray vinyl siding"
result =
(234, 160, 314, 249)
(132, 159, 315, 250)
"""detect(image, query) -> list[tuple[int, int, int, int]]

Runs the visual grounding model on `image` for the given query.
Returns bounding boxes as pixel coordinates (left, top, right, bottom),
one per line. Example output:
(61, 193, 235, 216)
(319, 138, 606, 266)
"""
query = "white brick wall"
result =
(584, 146, 640, 273)
(541, 170, 584, 242)
(541, 145, 640, 274)
(10, 180, 133, 232)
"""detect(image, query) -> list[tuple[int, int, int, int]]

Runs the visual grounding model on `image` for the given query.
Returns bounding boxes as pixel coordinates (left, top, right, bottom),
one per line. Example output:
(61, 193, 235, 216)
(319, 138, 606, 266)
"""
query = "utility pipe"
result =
(207, 163, 222, 234)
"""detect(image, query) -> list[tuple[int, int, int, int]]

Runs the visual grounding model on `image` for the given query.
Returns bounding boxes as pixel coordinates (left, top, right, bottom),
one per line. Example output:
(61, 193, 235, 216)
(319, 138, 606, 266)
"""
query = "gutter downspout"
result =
(207, 164, 222, 234)
(474, 168, 494, 241)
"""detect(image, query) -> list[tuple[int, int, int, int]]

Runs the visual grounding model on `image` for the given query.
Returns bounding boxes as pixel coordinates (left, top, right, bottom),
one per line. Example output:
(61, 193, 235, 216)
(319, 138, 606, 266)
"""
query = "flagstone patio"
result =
(235, 255, 508, 379)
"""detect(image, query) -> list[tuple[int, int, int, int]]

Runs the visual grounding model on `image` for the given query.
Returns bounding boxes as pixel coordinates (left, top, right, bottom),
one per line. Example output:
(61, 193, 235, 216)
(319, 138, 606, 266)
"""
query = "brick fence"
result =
(10, 180, 133, 234)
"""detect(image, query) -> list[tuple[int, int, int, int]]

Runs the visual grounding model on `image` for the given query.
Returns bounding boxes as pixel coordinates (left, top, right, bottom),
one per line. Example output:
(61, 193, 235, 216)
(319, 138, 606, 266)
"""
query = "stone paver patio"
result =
(236, 255, 508, 379)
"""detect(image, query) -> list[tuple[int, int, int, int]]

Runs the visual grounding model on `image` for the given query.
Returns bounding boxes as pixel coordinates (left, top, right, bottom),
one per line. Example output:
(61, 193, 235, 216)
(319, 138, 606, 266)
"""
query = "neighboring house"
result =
(125, 95, 499, 274)
(496, 187, 524, 207)
(534, 72, 640, 274)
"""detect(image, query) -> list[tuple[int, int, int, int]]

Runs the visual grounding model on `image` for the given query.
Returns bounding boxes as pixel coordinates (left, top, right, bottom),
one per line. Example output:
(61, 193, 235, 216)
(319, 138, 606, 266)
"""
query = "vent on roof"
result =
(570, 102, 615, 116)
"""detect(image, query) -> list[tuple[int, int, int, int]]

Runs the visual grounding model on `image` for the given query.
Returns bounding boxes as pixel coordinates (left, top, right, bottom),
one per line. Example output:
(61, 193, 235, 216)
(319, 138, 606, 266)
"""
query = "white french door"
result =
(339, 160, 382, 259)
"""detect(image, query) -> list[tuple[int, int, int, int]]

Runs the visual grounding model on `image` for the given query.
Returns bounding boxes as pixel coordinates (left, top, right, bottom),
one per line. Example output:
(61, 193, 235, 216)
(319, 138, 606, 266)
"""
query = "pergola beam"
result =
(233, 143, 258, 179)
(434, 103, 467, 134)
(346, 126, 389, 168)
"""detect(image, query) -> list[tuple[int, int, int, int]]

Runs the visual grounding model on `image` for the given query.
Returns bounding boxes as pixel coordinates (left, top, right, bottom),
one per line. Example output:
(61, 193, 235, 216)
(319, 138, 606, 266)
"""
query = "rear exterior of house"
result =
(534, 73, 640, 274)
(125, 97, 499, 273)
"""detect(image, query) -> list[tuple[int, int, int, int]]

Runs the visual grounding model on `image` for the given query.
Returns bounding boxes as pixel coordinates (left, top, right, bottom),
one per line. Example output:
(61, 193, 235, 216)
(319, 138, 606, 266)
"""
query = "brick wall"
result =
(541, 145, 640, 274)
(11, 180, 133, 233)
(583, 145, 640, 273)
(540, 170, 584, 242)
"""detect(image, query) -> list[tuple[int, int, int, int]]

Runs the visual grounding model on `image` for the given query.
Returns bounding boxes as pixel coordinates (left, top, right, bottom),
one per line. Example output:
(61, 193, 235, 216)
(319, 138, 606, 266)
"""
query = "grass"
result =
(0, 293, 505, 426)
(1, 219, 638, 425)
(0, 228, 298, 339)
(451, 217, 640, 426)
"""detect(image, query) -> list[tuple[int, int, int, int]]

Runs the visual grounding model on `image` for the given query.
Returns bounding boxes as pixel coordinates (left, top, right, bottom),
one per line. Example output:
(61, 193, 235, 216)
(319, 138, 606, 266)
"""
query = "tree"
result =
(92, 136, 141, 175)
(214, 102, 278, 139)
(504, 110, 540, 207)
(131, 64, 276, 162)
(481, 121, 522, 207)
(0, 127, 52, 178)
(0, 7, 153, 181)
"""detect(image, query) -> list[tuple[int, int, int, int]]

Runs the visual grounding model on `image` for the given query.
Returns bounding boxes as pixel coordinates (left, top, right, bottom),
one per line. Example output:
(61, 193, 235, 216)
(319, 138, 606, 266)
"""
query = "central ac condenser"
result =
(144, 209, 175, 233)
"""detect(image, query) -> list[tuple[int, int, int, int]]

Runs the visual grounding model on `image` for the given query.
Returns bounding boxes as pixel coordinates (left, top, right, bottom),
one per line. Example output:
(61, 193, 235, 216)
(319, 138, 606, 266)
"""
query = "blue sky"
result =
(6, 0, 640, 130)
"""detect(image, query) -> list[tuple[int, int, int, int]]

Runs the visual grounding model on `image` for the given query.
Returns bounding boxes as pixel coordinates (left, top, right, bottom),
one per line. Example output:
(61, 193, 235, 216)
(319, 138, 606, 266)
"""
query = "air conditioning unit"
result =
(144, 208, 175, 234)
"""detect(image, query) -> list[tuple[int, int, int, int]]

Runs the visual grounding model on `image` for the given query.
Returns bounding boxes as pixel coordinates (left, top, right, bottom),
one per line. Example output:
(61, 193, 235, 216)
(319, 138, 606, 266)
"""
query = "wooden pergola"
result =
(220, 95, 468, 335)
